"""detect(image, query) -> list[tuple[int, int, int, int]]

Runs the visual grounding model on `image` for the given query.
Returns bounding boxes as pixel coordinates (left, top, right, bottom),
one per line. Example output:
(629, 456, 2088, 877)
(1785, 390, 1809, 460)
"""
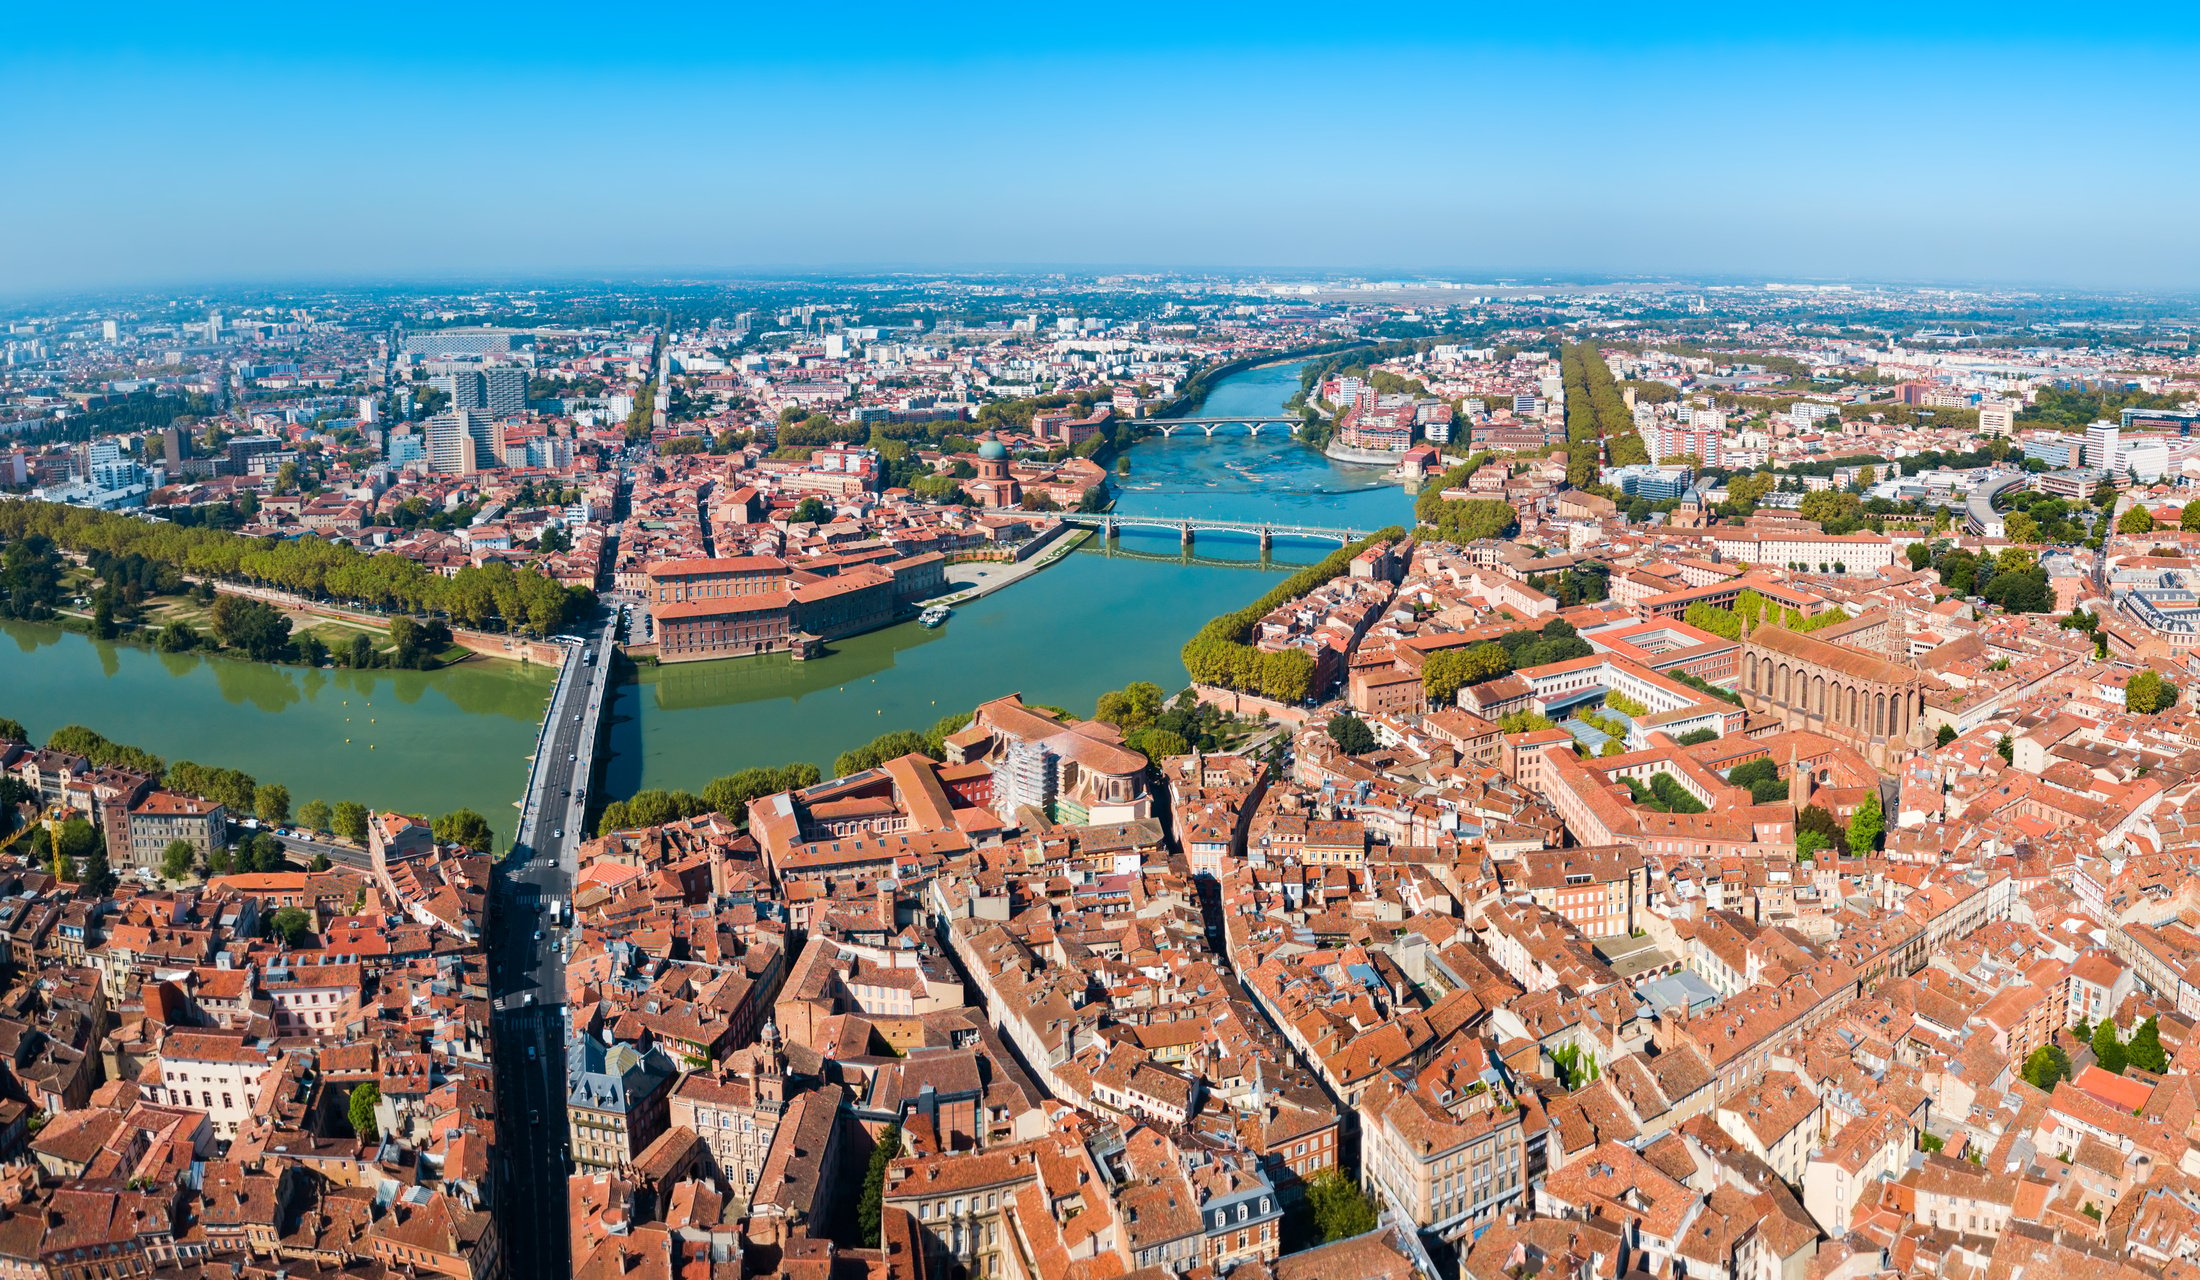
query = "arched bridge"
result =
(1139, 415, 1302, 438)
(1059, 512, 1362, 549)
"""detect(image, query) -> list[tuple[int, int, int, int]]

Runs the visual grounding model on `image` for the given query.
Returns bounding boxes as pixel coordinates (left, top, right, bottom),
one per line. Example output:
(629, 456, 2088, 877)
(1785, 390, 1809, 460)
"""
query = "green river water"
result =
(0, 361, 1415, 816)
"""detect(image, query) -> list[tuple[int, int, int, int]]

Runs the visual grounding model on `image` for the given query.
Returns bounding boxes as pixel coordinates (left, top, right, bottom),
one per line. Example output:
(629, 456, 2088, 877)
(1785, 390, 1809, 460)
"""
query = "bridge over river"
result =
(1058, 511, 1364, 550)
(1138, 415, 1302, 437)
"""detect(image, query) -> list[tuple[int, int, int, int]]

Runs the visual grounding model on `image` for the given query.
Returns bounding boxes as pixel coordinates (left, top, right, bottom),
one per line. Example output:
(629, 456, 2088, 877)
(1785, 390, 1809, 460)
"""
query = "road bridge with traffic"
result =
(483, 607, 619, 1280)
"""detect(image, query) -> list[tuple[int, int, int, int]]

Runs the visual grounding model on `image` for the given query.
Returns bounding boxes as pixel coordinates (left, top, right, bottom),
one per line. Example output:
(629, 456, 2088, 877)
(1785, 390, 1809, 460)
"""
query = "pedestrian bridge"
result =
(1059, 511, 1363, 549)
(1139, 415, 1302, 438)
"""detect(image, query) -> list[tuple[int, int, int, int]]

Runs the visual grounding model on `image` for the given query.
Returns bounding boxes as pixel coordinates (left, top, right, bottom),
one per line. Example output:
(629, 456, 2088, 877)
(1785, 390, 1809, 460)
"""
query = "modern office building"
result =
(1602, 463, 1694, 501)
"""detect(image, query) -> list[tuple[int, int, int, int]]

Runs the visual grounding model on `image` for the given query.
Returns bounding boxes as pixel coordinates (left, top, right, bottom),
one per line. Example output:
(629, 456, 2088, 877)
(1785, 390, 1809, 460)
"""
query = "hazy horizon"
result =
(10, 0, 2200, 297)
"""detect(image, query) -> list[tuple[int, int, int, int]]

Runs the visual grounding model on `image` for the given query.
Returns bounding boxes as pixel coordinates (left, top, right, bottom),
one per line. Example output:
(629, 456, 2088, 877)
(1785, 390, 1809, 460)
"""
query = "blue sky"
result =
(8, 0, 2200, 295)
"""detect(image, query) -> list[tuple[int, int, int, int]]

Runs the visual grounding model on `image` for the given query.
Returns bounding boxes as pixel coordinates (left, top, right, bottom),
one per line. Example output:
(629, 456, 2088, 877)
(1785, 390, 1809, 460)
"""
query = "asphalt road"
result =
(485, 608, 618, 1280)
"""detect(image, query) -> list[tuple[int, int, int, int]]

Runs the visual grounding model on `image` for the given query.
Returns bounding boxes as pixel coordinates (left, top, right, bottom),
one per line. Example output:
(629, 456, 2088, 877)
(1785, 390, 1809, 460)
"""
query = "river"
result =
(601, 359, 1418, 794)
(0, 619, 553, 826)
(0, 360, 1414, 817)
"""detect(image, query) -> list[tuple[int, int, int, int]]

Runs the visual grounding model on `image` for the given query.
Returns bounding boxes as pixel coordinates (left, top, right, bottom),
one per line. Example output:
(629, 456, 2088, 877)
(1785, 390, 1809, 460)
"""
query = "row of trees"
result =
(18, 719, 497, 866)
(1420, 619, 1594, 705)
(1179, 529, 1405, 705)
(832, 712, 978, 778)
(1560, 342, 1648, 487)
(595, 687, 1227, 840)
(0, 501, 593, 635)
(595, 763, 828, 836)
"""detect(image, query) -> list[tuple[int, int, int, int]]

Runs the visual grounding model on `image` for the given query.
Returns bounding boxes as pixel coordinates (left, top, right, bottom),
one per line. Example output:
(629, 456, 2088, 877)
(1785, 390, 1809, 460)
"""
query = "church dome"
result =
(977, 435, 1008, 461)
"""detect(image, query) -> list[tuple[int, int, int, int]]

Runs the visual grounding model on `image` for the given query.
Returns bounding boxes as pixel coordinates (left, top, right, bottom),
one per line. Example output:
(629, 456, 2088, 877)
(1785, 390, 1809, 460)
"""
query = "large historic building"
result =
(646, 551, 946, 663)
(1739, 624, 1931, 769)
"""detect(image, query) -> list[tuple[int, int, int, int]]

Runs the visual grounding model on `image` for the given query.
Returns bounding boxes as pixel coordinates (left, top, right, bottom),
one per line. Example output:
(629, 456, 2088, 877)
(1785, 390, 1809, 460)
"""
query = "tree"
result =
(1419, 496, 1519, 544)
(788, 497, 831, 524)
(1094, 681, 1166, 733)
(1305, 1168, 1379, 1243)
(857, 1122, 901, 1248)
(209, 595, 294, 662)
(1325, 713, 1375, 755)
(0, 718, 25, 744)
(1798, 490, 1863, 528)
(0, 533, 64, 620)
(254, 783, 291, 825)
(432, 809, 495, 852)
(331, 801, 369, 844)
(242, 831, 284, 873)
(1846, 791, 1884, 857)
(1550, 1043, 1602, 1088)
(2120, 506, 2157, 535)
(1936, 724, 1958, 747)
(47, 725, 165, 776)
(1906, 542, 1932, 570)
(2093, 1018, 2128, 1074)
(160, 840, 196, 882)
(348, 1082, 382, 1141)
(270, 906, 313, 947)
(2021, 1044, 2072, 1091)
(2182, 499, 2200, 532)
(2129, 1015, 2168, 1073)
(700, 764, 823, 822)
(53, 817, 98, 877)
(297, 799, 332, 833)
(2129, 668, 2179, 715)
(1424, 643, 1511, 705)
(1126, 727, 1191, 762)
(834, 730, 934, 779)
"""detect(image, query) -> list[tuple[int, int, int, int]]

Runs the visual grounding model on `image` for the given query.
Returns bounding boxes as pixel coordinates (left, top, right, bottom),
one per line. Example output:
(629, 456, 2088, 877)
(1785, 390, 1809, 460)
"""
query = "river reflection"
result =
(0, 618, 552, 821)
(603, 359, 1419, 796)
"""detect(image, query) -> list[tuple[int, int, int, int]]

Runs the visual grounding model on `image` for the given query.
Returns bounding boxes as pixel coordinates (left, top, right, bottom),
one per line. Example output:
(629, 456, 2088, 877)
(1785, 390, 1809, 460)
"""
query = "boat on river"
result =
(918, 604, 952, 628)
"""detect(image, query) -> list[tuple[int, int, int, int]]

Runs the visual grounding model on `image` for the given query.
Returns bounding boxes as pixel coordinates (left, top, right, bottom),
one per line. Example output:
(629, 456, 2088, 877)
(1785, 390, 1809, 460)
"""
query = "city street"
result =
(485, 607, 618, 1280)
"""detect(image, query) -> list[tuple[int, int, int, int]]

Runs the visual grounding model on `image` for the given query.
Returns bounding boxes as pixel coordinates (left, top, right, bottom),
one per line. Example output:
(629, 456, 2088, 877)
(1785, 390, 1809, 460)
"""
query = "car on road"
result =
(553, 828, 562, 839)
(534, 929, 543, 941)
(572, 713, 581, 722)
(567, 754, 576, 761)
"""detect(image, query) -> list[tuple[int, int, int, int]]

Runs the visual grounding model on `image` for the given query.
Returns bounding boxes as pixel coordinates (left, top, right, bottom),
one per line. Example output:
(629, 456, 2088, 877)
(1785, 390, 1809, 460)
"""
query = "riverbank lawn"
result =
(45, 589, 490, 673)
